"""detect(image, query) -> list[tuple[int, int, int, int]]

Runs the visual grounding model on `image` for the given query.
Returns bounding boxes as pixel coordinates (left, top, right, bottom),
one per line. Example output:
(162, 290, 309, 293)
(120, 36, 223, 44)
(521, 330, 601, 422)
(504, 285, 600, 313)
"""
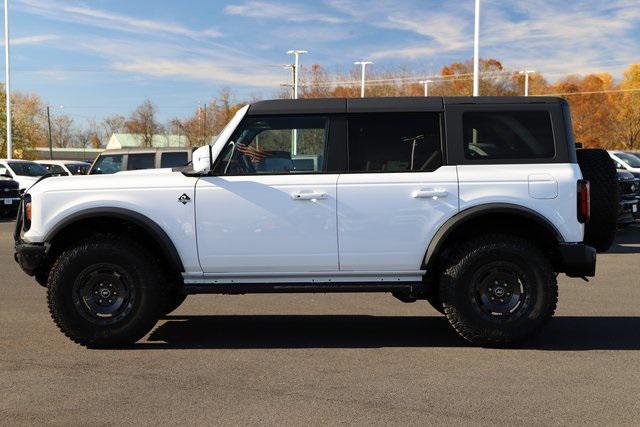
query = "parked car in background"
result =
(37, 160, 90, 176)
(0, 159, 47, 192)
(616, 168, 640, 226)
(89, 147, 193, 175)
(609, 151, 640, 178)
(0, 176, 20, 218)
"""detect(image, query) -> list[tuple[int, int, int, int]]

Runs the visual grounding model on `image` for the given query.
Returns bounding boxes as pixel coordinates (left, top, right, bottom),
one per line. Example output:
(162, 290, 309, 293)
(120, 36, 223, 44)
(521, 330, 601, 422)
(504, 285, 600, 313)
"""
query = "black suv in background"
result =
(0, 177, 20, 218)
(616, 169, 640, 226)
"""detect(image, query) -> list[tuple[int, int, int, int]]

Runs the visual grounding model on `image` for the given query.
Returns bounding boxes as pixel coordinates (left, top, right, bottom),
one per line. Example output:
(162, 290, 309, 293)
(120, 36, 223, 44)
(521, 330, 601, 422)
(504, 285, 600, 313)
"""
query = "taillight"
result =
(577, 179, 590, 223)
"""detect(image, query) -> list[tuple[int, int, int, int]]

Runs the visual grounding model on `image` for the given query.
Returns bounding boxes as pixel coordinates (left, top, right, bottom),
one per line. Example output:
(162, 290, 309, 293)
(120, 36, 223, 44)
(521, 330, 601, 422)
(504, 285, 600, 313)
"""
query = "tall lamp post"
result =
(418, 80, 433, 97)
(286, 50, 307, 100)
(354, 61, 373, 98)
(472, 0, 480, 96)
(519, 70, 535, 96)
(4, 0, 12, 158)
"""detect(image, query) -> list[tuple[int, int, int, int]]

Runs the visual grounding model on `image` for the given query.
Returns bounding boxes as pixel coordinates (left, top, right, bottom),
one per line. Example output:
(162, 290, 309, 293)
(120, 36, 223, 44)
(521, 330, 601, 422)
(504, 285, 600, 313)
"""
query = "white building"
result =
(106, 133, 190, 150)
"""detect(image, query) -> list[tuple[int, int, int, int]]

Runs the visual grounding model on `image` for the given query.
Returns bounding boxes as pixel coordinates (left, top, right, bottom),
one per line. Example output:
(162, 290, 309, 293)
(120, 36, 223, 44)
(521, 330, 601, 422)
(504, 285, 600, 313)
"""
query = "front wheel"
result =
(47, 235, 165, 348)
(439, 234, 557, 347)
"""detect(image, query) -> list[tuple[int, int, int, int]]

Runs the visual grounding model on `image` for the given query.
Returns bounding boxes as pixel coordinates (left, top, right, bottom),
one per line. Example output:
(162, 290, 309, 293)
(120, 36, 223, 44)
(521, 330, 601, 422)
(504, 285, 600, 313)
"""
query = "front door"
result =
(337, 112, 459, 271)
(196, 114, 340, 274)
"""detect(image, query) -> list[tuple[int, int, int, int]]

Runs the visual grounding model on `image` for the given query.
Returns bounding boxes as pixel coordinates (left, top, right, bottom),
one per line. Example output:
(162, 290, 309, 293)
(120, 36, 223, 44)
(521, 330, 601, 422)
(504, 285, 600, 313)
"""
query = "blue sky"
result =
(4, 0, 640, 124)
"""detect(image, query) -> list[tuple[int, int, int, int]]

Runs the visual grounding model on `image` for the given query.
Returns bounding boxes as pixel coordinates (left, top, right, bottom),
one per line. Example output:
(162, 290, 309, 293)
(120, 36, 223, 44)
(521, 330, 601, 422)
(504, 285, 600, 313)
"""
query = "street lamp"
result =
(519, 70, 535, 96)
(4, 0, 12, 158)
(354, 61, 373, 98)
(418, 80, 433, 97)
(472, 0, 480, 96)
(286, 50, 307, 99)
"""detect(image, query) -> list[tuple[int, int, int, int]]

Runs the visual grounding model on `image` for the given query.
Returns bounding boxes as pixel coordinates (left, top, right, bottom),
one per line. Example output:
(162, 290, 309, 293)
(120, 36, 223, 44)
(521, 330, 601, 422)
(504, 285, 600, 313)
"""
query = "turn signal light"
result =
(577, 179, 590, 223)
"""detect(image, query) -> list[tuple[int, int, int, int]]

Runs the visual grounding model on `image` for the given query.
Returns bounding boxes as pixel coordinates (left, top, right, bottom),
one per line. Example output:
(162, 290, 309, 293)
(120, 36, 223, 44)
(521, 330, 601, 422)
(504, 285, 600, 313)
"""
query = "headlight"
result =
(23, 194, 31, 231)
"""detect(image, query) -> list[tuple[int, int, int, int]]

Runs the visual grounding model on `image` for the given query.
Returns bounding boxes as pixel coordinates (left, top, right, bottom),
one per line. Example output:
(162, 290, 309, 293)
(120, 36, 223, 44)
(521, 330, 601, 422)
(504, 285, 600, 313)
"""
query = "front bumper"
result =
(558, 243, 596, 277)
(14, 241, 46, 276)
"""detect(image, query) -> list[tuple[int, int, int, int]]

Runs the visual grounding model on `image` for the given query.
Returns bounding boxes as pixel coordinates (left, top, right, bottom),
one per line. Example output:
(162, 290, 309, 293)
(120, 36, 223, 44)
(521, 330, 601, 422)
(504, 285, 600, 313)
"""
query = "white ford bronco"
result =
(14, 97, 617, 348)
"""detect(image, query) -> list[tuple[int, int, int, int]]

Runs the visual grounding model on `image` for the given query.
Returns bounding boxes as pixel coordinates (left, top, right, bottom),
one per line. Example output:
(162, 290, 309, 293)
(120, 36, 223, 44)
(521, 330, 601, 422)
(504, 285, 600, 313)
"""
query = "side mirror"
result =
(1, 171, 11, 178)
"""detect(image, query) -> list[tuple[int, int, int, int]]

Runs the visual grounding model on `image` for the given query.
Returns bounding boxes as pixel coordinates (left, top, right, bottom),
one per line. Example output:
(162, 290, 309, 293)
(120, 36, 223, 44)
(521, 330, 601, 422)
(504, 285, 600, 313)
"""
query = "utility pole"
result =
(4, 0, 12, 158)
(519, 70, 535, 96)
(46, 106, 53, 160)
(419, 80, 433, 97)
(472, 0, 480, 96)
(286, 50, 307, 100)
(354, 61, 373, 98)
(283, 64, 295, 99)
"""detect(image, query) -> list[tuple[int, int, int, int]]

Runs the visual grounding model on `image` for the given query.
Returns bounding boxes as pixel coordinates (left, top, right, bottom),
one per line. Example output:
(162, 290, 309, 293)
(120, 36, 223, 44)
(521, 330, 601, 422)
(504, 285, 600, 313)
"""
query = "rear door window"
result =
(160, 151, 189, 168)
(127, 153, 155, 170)
(347, 113, 442, 172)
(463, 111, 555, 160)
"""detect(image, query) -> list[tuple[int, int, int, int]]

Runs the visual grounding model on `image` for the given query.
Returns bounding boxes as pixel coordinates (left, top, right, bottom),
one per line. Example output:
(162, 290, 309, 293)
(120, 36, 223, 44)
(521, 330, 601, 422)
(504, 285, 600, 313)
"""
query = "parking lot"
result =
(1, 219, 639, 424)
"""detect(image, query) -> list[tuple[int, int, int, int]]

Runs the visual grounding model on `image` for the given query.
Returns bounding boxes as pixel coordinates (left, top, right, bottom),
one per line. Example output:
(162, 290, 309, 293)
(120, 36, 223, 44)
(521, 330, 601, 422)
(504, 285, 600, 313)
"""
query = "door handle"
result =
(291, 192, 328, 201)
(412, 189, 448, 199)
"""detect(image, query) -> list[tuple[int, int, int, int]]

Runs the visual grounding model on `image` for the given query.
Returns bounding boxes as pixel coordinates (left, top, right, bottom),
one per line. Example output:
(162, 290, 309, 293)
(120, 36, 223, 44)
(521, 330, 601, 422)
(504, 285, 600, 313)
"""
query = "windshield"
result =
(616, 152, 640, 168)
(91, 154, 124, 174)
(67, 163, 90, 175)
(8, 161, 47, 177)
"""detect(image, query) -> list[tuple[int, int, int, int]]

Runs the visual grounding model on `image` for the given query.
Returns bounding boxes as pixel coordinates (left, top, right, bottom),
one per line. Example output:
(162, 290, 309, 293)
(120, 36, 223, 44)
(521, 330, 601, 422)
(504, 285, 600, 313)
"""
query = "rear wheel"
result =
(576, 148, 618, 252)
(439, 234, 557, 347)
(47, 235, 165, 348)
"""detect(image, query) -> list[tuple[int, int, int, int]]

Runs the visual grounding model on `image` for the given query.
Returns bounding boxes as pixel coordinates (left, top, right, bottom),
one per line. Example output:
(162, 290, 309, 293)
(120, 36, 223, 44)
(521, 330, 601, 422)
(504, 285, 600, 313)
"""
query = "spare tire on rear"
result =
(576, 148, 618, 253)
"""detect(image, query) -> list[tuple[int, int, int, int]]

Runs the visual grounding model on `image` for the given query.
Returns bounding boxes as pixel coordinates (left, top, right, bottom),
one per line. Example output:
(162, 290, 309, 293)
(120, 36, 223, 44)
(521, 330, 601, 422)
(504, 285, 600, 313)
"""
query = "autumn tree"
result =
(613, 63, 640, 150)
(0, 87, 46, 158)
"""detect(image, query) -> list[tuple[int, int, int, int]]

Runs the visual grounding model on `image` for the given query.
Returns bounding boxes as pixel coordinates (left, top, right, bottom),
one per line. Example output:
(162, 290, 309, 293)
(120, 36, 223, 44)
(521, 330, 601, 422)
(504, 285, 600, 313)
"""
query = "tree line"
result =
(1, 58, 639, 158)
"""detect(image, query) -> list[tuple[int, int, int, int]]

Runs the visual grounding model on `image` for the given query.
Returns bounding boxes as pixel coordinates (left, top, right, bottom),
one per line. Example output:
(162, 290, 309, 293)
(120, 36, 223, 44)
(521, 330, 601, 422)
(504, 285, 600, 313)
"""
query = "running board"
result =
(183, 281, 425, 295)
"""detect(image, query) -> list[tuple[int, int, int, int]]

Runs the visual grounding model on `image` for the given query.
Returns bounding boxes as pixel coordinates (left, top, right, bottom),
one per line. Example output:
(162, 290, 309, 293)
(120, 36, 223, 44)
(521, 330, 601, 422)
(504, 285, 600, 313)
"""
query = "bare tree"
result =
(50, 114, 75, 148)
(102, 114, 126, 140)
(125, 99, 162, 147)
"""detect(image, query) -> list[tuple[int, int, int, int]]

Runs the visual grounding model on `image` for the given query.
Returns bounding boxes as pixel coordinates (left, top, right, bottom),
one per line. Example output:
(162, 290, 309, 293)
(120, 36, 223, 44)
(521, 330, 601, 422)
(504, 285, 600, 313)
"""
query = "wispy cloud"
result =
(16, 0, 222, 40)
(0, 34, 59, 46)
(225, 1, 345, 24)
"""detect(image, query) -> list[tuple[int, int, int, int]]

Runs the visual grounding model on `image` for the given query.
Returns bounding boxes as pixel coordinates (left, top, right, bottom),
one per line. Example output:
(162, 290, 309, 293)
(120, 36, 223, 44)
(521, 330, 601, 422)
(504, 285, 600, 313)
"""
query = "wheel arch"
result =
(423, 203, 564, 270)
(44, 207, 185, 274)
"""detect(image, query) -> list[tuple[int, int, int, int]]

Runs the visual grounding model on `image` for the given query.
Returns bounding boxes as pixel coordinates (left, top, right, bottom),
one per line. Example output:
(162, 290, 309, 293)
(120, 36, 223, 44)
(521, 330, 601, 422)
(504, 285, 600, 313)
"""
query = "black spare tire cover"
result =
(576, 148, 618, 253)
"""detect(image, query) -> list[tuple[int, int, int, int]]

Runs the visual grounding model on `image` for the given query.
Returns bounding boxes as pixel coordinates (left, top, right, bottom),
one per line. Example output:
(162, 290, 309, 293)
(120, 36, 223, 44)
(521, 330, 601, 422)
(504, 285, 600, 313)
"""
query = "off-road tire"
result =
(47, 235, 165, 348)
(439, 234, 557, 347)
(576, 148, 618, 252)
(162, 286, 187, 316)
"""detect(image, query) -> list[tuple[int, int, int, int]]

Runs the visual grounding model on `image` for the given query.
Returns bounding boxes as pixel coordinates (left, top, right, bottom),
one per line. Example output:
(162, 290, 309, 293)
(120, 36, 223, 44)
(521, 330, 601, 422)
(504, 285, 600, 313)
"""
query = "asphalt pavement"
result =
(1, 220, 639, 425)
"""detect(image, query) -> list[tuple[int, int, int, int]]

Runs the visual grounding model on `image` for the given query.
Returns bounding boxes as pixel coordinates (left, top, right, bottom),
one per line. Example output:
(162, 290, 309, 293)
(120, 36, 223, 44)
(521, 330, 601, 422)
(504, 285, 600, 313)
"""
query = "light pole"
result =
(354, 61, 373, 98)
(472, 0, 480, 96)
(286, 50, 307, 99)
(519, 70, 535, 96)
(419, 80, 433, 96)
(4, 0, 12, 158)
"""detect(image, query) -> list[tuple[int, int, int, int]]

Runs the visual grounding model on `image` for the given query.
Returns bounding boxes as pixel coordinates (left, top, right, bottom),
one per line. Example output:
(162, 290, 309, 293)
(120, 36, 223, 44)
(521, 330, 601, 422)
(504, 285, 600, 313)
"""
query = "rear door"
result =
(337, 111, 459, 271)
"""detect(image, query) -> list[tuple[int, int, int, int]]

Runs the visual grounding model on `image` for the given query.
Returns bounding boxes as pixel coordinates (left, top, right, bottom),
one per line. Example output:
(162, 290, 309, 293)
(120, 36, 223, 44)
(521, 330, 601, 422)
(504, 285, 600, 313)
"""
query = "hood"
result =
(617, 169, 635, 180)
(26, 168, 179, 195)
(14, 175, 39, 190)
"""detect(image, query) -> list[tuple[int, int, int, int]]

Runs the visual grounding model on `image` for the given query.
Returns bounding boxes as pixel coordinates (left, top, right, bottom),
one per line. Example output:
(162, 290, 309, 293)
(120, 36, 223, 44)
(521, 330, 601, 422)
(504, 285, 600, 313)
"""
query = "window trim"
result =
(210, 114, 341, 177)
(345, 112, 445, 174)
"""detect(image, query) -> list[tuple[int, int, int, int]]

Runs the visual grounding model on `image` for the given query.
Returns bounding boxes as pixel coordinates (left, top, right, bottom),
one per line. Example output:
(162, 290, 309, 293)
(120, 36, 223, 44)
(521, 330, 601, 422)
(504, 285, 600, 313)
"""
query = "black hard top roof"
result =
(247, 96, 566, 116)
